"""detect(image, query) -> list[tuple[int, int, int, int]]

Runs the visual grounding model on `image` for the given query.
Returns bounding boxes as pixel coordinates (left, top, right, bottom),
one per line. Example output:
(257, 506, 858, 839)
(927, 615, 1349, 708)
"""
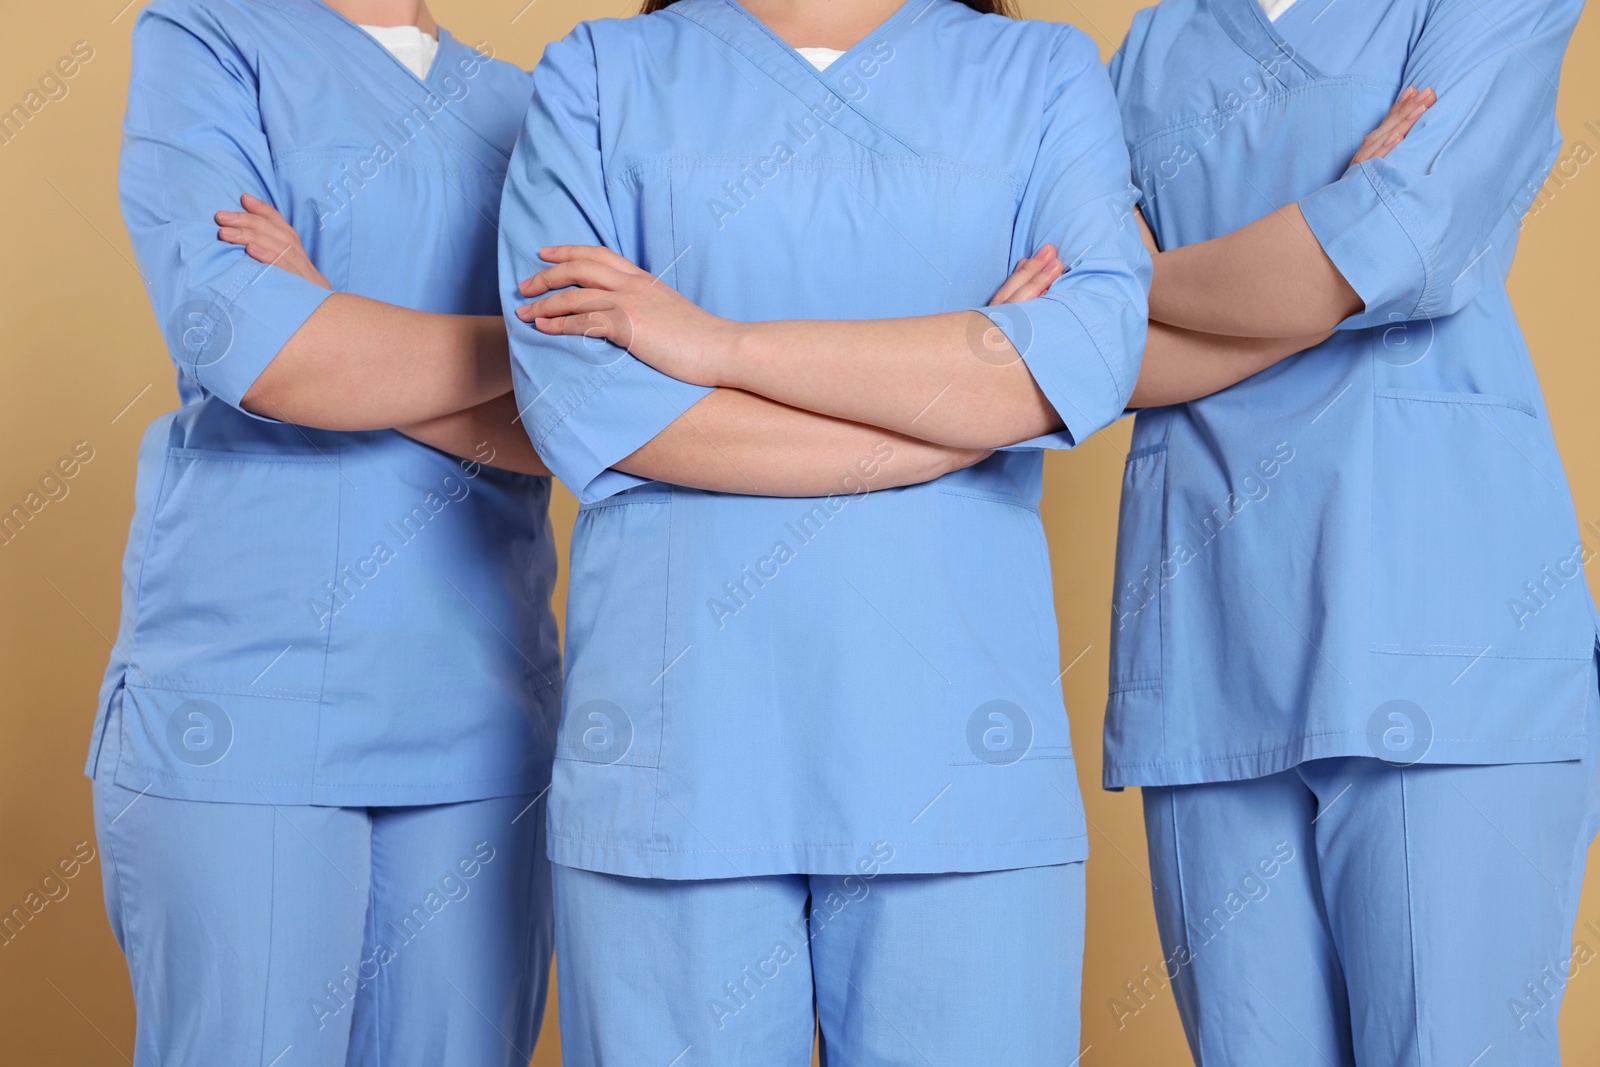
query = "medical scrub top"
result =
(1104, 0, 1596, 788)
(499, 0, 1150, 879)
(88, 0, 561, 807)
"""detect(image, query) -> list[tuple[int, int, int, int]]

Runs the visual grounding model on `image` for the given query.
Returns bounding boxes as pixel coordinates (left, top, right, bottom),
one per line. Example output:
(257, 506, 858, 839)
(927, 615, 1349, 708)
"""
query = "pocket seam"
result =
(169, 447, 331, 465)
(1373, 390, 1536, 418)
(936, 486, 1039, 514)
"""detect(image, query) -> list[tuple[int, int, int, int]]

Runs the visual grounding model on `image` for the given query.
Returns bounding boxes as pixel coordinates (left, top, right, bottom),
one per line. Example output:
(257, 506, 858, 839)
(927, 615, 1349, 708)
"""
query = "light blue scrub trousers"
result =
(91, 721, 552, 1066)
(552, 861, 1086, 1067)
(1140, 711, 1600, 1066)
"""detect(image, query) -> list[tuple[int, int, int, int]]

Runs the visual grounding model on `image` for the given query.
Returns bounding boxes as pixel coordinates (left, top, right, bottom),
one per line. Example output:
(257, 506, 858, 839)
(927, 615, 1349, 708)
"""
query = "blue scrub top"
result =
(89, 0, 561, 807)
(499, 0, 1150, 878)
(1104, 0, 1597, 788)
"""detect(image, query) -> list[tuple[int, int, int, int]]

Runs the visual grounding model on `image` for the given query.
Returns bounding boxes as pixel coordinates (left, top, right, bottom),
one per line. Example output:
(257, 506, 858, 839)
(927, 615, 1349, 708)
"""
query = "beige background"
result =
(2, 1, 1596, 1062)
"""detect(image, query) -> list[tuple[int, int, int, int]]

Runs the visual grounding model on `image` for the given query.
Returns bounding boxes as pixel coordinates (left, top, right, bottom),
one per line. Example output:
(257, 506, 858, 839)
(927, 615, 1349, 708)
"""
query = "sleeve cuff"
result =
(173, 258, 336, 421)
(1299, 163, 1430, 331)
(975, 299, 1126, 451)
(530, 357, 714, 504)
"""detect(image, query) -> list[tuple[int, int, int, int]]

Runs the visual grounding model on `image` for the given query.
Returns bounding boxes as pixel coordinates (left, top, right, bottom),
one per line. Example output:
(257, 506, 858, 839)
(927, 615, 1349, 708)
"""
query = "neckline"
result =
(312, 0, 454, 89)
(719, 0, 923, 79)
(1207, 0, 1323, 81)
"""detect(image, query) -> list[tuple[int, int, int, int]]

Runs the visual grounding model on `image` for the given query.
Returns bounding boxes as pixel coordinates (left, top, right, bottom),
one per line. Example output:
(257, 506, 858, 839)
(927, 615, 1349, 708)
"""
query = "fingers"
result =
(1373, 86, 1434, 159)
(1013, 257, 1064, 302)
(514, 288, 617, 322)
(990, 245, 1060, 306)
(538, 245, 645, 275)
(518, 259, 635, 298)
(1351, 86, 1435, 165)
(990, 253, 1043, 306)
(239, 193, 288, 224)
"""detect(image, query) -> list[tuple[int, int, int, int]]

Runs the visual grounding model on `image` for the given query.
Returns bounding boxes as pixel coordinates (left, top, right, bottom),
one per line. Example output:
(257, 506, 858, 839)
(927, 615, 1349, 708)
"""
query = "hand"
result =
(516, 245, 740, 387)
(216, 194, 332, 290)
(1350, 86, 1436, 168)
(989, 245, 1063, 305)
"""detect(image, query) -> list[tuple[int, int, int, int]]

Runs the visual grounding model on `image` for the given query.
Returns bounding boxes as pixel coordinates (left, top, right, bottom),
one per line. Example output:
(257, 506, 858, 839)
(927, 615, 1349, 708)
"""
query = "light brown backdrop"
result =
(2, 1, 1596, 1062)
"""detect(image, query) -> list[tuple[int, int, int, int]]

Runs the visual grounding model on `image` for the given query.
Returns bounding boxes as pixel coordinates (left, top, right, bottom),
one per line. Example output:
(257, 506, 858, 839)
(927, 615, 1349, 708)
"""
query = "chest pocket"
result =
(1133, 76, 1394, 250)
(639, 154, 1018, 322)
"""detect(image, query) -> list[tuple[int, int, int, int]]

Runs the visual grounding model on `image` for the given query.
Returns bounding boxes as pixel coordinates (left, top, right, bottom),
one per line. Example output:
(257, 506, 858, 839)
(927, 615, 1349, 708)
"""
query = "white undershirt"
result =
(796, 46, 846, 70)
(1259, 0, 1300, 19)
(359, 23, 439, 80)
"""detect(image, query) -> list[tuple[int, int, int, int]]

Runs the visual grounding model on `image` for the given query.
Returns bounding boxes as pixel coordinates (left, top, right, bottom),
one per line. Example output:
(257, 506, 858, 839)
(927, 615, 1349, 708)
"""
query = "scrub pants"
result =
(92, 771, 552, 1066)
(552, 861, 1086, 1067)
(1140, 746, 1600, 1067)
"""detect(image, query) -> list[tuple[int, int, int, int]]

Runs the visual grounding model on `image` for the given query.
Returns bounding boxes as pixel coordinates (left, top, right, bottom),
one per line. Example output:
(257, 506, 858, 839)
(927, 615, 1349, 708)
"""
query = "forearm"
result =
(398, 393, 549, 477)
(1130, 322, 1334, 408)
(616, 388, 991, 497)
(1150, 203, 1363, 338)
(719, 312, 1061, 451)
(241, 295, 511, 429)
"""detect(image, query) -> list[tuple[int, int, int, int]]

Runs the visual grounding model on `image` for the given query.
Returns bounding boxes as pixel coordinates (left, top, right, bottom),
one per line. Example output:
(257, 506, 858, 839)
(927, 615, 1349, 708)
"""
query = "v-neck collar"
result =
(306, 0, 452, 90)
(271, 0, 514, 166)
(670, 0, 928, 157)
(1207, 0, 1325, 81)
(720, 0, 925, 82)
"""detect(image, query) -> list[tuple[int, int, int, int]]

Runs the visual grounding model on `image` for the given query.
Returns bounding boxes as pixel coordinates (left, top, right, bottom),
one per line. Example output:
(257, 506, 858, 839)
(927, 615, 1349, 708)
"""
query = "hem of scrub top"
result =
(104, 756, 553, 808)
(1101, 732, 1590, 790)
(545, 832, 1089, 880)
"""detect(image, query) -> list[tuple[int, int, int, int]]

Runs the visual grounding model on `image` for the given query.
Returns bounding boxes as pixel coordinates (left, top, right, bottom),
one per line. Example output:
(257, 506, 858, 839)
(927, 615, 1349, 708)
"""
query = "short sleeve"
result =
(975, 27, 1151, 451)
(120, 3, 333, 417)
(497, 25, 712, 503)
(1299, 0, 1582, 329)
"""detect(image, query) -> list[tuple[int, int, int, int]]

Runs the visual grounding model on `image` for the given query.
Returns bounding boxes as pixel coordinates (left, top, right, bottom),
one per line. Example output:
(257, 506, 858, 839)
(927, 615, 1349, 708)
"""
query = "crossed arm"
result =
(216, 195, 1063, 491)
(221, 86, 1429, 485)
(1127, 86, 1435, 408)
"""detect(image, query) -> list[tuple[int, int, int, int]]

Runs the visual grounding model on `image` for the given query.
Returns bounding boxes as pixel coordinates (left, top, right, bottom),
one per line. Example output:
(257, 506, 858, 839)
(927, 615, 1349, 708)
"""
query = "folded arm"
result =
(125, 11, 522, 457)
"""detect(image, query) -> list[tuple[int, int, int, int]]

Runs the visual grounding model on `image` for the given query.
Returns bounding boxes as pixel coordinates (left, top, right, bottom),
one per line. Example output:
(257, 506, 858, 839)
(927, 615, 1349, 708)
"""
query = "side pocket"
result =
(558, 498, 673, 769)
(130, 448, 339, 698)
(1110, 444, 1168, 692)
